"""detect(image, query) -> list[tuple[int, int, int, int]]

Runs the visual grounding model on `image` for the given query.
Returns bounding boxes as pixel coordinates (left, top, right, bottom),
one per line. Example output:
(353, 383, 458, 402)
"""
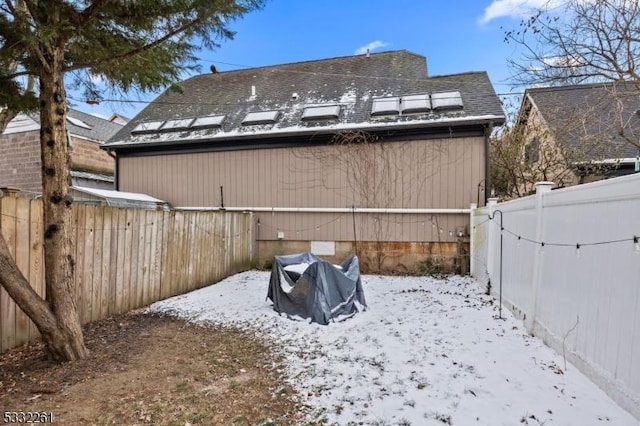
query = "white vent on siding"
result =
(371, 96, 400, 115)
(301, 105, 341, 120)
(401, 93, 431, 113)
(190, 115, 226, 129)
(160, 118, 194, 131)
(131, 120, 165, 134)
(431, 91, 463, 110)
(242, 110, 280, 125)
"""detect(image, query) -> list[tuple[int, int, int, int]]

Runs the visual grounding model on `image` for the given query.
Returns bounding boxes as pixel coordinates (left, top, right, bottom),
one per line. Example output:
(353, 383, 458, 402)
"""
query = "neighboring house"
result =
(516, 82, 640, 189)
(104, 50, 505, 271)
(0, 109, 123, 195)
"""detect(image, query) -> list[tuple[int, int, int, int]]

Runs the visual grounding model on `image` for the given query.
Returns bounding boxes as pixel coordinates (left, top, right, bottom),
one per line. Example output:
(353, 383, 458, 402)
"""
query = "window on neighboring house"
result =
(525, 137, 540, 163)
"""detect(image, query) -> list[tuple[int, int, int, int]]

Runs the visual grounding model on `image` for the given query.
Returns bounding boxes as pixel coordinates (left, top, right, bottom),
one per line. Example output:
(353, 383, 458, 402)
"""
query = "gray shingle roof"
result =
(106, 50, 504, 149)
(67, 109, 124, 142)
(526, 82, 640, 160)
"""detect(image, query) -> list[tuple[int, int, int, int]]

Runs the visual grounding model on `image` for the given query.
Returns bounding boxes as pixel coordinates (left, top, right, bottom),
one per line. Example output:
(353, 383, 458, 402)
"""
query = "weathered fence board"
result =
(0, 198, 253, 353)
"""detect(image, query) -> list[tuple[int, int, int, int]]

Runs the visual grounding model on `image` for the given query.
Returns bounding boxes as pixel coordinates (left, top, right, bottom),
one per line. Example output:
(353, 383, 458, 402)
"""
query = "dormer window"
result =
(401, 94, 431, 114)
(242, 110, 280, 125)
(160, 118, 194, 131)
(190, 115, 226, 129)
(371, 96, 400, 115)
(302, 105, 341, 120)
(431, 91, 463, 110)
(131, 120, 165, 134)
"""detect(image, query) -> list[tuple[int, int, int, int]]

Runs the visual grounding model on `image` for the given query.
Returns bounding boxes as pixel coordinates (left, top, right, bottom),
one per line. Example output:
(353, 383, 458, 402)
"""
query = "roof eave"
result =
(103, 115, 505, 152)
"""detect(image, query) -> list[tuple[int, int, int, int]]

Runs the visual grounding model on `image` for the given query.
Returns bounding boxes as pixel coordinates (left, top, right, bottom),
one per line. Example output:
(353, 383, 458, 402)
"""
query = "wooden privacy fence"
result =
(0, 196, 253, 353)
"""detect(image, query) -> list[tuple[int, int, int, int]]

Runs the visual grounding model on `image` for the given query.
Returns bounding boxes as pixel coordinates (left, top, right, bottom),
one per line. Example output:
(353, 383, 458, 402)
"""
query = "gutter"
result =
(102, 114, 506, 152)
(175, 206, 471, 214)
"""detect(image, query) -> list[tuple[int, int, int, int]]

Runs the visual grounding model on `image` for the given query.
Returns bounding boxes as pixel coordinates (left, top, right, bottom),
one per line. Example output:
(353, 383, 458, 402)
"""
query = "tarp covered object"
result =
(267, 252, 367, 325)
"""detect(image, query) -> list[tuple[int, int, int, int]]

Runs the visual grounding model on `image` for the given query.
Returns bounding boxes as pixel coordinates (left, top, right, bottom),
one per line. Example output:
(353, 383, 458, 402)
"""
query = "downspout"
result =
(105, 149, 118, 191)
(484, 121, 494, 204)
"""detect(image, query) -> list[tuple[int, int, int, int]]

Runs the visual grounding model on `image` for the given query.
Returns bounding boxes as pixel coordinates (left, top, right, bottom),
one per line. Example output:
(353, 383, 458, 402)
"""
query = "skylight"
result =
(371, 97, 400, 115)
(66, 116, 92, 130)
(160, 118, 194, 131)
(431, 91, 464, 110)
(401, 94, 431, 114)
(131, 121, 165, 134)
(190, 115, 226, 129)
(242, 110, 280, 125)
(301, 105, 341, 120)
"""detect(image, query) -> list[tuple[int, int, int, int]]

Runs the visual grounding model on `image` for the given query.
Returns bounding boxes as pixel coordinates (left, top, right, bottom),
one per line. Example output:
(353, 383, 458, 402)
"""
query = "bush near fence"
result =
(0, 196, 253, 353)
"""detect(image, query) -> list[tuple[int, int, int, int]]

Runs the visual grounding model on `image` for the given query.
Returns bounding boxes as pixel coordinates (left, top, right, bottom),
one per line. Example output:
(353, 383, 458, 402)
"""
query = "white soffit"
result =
(131, 120, 165, 134)
(401, 93, 431, 113)
(301, 105, 341, 120)
(190, 115, 226, 129)
(371, 96, 400, 115)
(242, 110, 280, 125)
(431, 91, 464, 110)
(161, 118, 194, 131)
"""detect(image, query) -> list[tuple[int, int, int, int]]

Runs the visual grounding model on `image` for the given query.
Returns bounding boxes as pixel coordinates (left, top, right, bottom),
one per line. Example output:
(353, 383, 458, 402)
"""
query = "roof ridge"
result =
(429, 70, 489, 79)
(526, 81, 638, 93)
(192, 50, 424, 77)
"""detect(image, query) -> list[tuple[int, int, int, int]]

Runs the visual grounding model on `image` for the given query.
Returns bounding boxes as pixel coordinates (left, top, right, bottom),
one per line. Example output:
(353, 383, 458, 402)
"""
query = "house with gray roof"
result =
(104, 50, 505, 272)
(0, 108, 124, 195)
(516, 82, 640, 188)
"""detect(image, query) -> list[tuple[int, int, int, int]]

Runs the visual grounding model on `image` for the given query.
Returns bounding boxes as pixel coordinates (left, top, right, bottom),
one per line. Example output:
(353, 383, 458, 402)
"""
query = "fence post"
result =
(469, 203, 477, 277)
(526, 181, 554, 332)
(486, 198, 499, 294)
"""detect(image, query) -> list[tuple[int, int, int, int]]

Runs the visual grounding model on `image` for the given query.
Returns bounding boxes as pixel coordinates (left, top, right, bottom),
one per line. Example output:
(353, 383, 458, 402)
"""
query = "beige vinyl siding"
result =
(119, 136, 485, 211)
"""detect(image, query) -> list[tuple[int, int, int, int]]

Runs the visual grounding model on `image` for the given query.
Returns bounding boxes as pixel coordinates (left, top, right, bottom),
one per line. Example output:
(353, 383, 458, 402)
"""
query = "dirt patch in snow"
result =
(0, 311, 304, 425)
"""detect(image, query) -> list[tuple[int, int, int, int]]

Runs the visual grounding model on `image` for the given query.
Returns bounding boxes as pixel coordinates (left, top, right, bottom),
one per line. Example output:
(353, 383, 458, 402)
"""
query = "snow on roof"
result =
(105, 114, 504, 148)
(71, 186, 165, 203)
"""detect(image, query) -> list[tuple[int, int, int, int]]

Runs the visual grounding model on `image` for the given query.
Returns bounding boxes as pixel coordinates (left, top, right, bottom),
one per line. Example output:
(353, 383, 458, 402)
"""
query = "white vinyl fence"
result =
(471, 174, 640, 420)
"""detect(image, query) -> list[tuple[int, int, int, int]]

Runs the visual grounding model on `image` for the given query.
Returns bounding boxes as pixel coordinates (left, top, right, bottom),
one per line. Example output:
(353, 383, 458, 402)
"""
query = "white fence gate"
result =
(471, 174, 640, 420)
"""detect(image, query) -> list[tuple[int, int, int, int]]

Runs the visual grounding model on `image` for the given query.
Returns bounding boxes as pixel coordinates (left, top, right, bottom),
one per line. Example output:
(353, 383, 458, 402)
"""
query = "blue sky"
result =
(78, 0, 544, 119)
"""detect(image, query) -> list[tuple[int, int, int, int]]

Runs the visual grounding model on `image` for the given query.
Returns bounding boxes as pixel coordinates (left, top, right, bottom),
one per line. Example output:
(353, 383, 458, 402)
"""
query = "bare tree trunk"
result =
(36, 43, 87, 360)
(0, 235, 81, 359)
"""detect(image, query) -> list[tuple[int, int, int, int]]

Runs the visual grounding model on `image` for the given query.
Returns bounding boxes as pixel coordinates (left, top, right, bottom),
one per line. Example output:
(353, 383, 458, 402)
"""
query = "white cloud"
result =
(354, 40, 390, 55)
(479, 0, 564, 24)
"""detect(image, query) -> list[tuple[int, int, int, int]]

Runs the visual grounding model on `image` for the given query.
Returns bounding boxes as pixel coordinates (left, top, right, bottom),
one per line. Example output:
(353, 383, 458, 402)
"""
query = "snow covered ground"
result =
(149, 271, 638, 425)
